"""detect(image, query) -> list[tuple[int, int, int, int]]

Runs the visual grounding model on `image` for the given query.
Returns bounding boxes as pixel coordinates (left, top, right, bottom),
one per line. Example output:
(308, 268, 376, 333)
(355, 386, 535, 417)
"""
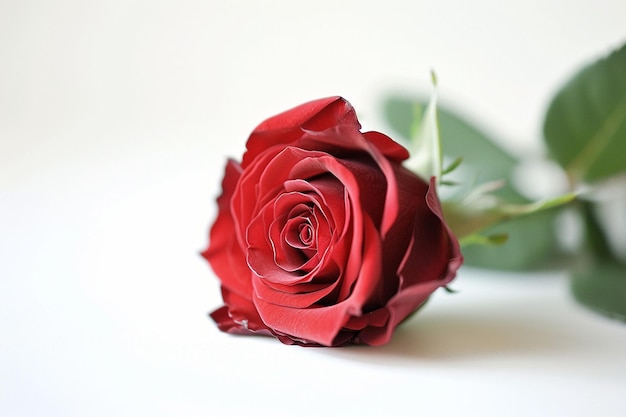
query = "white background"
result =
(2, 1, 626, 416)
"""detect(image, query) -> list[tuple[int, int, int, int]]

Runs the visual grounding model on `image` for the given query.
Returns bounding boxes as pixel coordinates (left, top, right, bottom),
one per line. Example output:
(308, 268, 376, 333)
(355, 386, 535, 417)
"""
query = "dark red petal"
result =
(297, 127, 403, 238)
(358, 281, 439, 346)
(375, 164, 431, 305)
(360, 177, 463, 346)
(360, 132, 401, 238)
(397, 177, 460, 288)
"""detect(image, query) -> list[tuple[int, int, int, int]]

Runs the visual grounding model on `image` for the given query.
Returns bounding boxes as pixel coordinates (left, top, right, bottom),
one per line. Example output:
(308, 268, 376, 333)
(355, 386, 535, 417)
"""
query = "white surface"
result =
(2, 1, 626, 416)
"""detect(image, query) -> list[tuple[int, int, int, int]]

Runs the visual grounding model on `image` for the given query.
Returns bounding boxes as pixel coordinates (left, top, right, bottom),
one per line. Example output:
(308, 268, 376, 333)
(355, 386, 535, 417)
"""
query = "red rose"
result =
(203, 97, 462, 346)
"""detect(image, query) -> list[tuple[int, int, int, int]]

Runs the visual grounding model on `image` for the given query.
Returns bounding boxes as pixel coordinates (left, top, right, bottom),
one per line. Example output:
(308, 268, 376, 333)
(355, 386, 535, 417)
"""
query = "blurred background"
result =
(2, 1, 625, 416)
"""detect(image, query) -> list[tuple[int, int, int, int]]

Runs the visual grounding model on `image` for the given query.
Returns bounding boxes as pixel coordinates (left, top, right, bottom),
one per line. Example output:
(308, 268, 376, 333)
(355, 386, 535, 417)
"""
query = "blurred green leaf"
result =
(405, 81, 443, 182)
(384, 96, 520, 201)
(460, 211, 562, 270)
(443, 193, 575, 242)
(383, 95, 566, 270)
(543, 43, 626, 183)
(580, 199, 620, 262)
(442, 156, 463, 175)
(571, 261, 626, 322)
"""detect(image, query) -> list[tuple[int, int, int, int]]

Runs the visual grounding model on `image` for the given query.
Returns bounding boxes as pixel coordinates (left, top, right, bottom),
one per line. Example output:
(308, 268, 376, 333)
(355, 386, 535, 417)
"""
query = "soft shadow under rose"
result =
(203, 97, 462, 346)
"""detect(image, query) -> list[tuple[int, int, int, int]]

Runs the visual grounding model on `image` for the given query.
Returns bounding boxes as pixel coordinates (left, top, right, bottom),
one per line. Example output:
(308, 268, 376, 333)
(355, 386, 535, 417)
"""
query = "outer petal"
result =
(203, 160, 270, 334)
(210, 287, 271, 336)
(202, 160, 251, 297)
(255, 96, 357, 133)
(359, 177, 463, 346)
(369, 164, 431, 307)
(395, 177, 463, 290)
(361, 130, 409, 162)
(242, 97, 359, 168)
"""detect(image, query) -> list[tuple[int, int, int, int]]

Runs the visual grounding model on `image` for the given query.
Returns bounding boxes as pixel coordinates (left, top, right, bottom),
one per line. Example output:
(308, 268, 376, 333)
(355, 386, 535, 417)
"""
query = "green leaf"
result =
(461, 211, 563, 270)
(383, 94, 568, 270)
(384, 95, 521, 202)
(441, 194, 575, 270)
(543, 43, 626, 183)
(571, 261, 626, 322)
(442, 156, 463, 175)
(580, 199, 620, 262)
(404, 77, 442, 182)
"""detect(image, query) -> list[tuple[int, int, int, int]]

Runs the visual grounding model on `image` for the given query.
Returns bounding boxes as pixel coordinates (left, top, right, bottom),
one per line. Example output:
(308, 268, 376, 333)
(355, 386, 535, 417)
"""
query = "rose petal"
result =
(242, 97, 359, 169)
(210, 286, 272, 336)
(359, 177, 463, 346)
(362, 130, 410, 162)
(253, 268, 341, 309)
(202, 159, 253, 299)
(357, 281, 439, 346)
(344, 308, 390, 331)
(398, 177, 463, 289)
(253, 215, 383, 346)
(247, 194, 322, 283)
(298, 127, 403, 238)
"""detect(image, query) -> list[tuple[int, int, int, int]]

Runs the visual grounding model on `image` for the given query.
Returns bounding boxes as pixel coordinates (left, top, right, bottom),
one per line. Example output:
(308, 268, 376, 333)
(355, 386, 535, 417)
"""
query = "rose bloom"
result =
(203, 97, 462, 346)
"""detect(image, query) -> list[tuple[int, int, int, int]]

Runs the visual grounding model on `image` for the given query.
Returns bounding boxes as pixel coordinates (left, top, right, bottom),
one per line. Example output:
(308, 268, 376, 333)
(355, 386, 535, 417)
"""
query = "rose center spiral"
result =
(283, 210, 317, 253)
(298, 223, 313, 246)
